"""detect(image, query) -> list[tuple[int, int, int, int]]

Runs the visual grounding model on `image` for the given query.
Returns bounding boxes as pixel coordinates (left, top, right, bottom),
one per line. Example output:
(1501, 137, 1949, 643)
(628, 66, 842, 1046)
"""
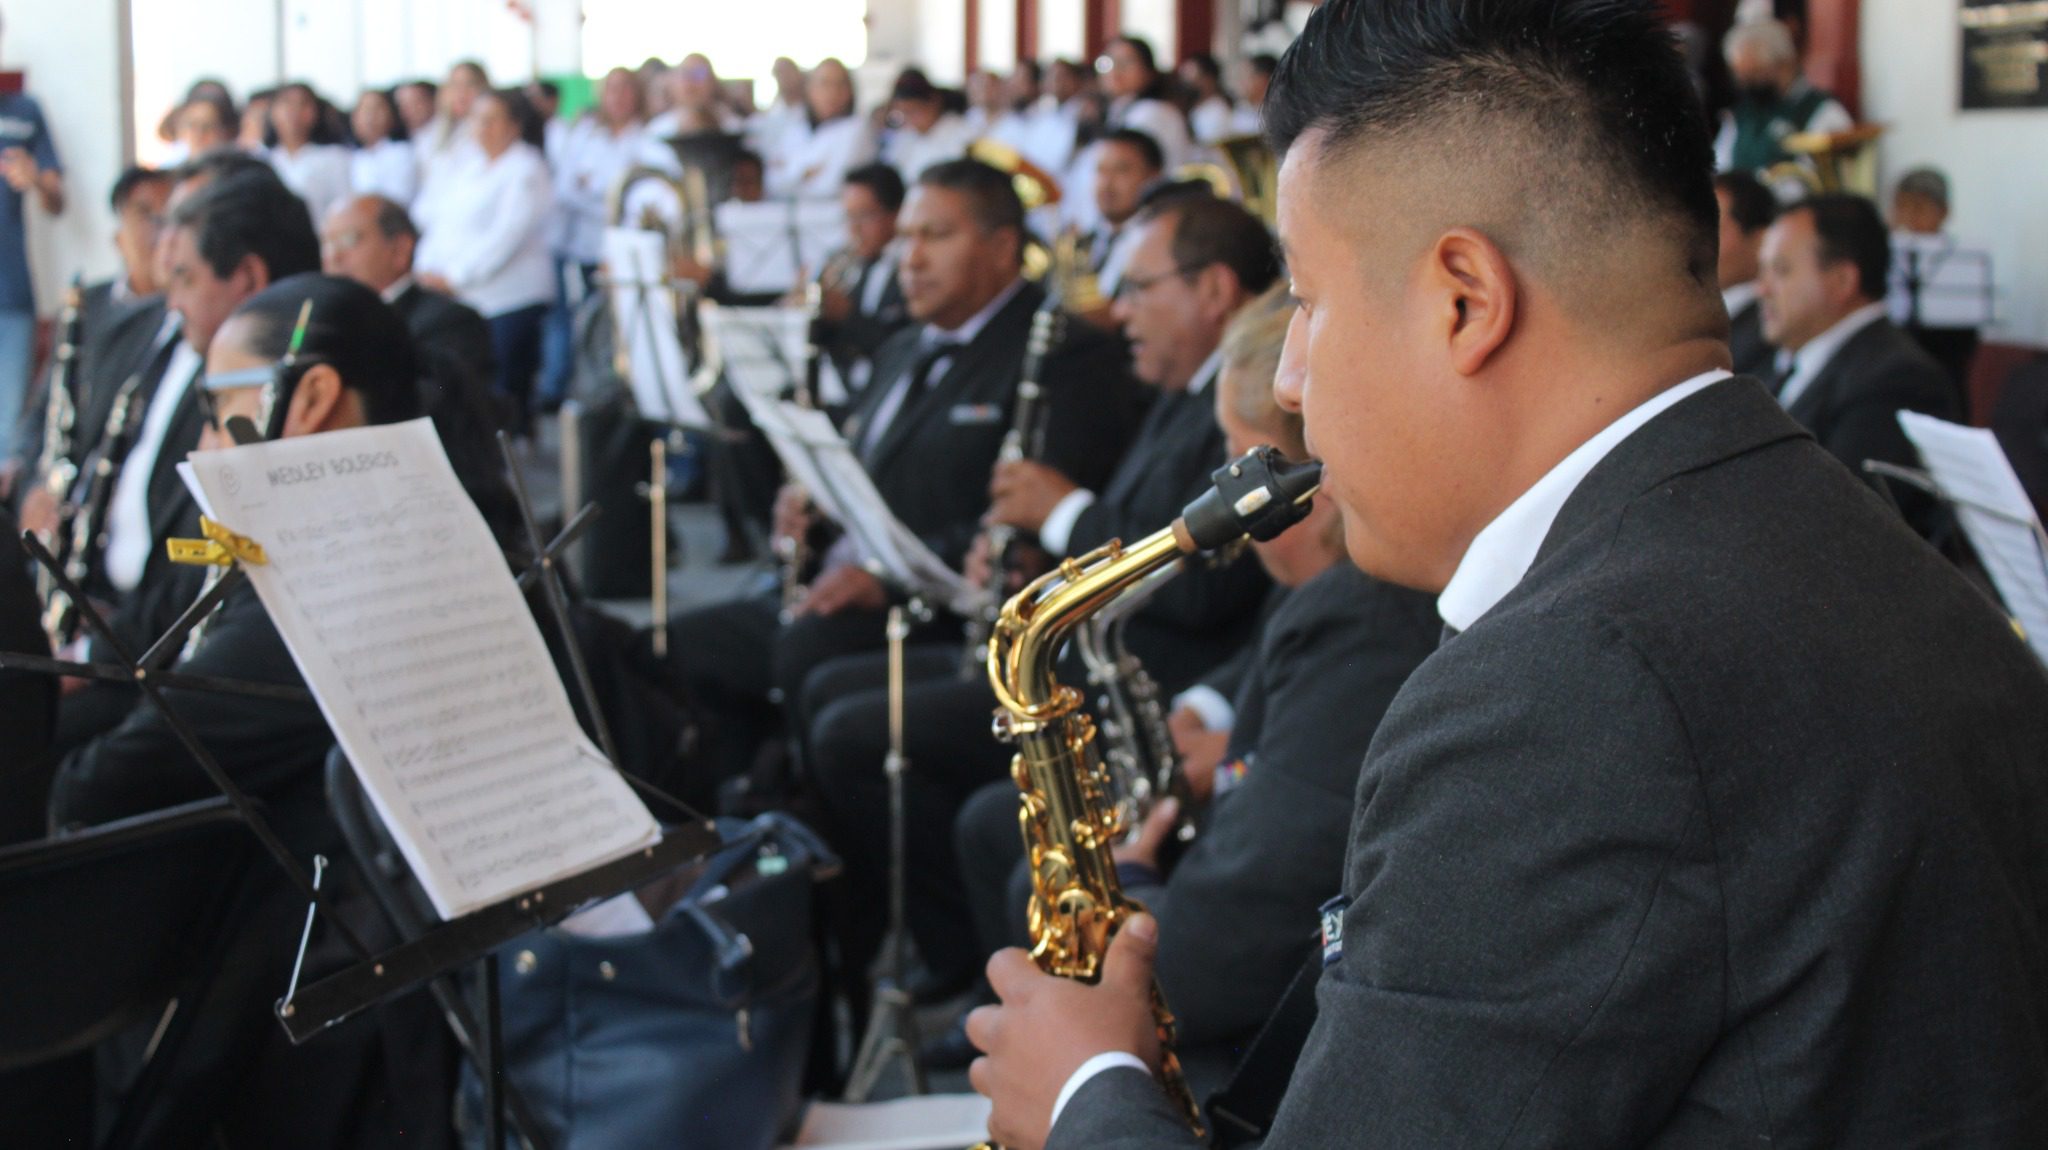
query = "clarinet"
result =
(44, 334, 166, 647)
(959, 300, 1063, 677)
(777, 279, 825, 621)
(30, 277, 85, 609)
(1074, 562, 1197, 841)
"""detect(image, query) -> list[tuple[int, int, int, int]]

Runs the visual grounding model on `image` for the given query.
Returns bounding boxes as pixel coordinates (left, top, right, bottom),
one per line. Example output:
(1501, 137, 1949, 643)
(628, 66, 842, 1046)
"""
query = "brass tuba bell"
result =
(1174, 133, 1279, 225)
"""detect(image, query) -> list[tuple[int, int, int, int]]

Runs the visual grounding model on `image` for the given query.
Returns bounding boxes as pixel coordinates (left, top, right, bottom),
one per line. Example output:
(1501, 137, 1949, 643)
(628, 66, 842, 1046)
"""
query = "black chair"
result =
(0, 798, 256, 1149)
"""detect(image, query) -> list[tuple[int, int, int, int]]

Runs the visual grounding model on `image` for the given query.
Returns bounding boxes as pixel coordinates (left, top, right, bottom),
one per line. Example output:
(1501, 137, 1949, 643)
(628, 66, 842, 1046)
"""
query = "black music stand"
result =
(0, 434, 725, 1150)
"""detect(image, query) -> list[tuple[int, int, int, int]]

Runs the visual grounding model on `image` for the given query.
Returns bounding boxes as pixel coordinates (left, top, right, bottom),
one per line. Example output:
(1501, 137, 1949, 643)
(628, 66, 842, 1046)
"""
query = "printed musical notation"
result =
(183, 419, 659, 919)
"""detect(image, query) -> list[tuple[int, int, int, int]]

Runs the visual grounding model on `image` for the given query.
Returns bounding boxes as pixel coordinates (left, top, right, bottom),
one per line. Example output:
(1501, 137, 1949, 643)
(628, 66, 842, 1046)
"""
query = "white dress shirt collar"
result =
(924, 277, 1024, 348)
(1775, 300, 1887, 412)
(1183, 349, 1221, 397)
(1722, 281, 1759, 317)
(1436, 370, 1731, 632)
(380, 273, 417, 305)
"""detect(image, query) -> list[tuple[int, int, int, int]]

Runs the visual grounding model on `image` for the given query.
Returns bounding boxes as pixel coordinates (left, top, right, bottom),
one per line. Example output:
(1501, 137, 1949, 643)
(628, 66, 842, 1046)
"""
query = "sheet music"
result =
(182, 420, 660, 919)
(602, 227, 710, 428)
(715, 200, 847, 295)
(782, 1094, 990, 1150)
(777, 402, 977, 613)
(701, 303, 810, 401)
(1898, 411, 2048, 666)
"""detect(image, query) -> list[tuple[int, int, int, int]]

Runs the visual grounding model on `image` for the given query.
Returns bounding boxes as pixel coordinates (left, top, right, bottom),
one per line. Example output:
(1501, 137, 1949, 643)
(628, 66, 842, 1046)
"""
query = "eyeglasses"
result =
(199, 299, 316, 437)
(1115, 264, 1198, 301)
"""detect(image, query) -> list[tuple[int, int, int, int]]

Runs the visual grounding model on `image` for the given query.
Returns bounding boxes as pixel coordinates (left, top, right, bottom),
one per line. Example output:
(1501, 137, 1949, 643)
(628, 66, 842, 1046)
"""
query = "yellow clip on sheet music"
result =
(166, 516, 268, 568)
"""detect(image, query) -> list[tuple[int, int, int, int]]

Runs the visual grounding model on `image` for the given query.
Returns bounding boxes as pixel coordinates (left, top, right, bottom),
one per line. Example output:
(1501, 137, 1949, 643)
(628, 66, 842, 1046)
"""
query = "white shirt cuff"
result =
(1039, 489, 1097, 556)
(1051, 1052, 1151, 1130)
(1171, 684, 1235, 733)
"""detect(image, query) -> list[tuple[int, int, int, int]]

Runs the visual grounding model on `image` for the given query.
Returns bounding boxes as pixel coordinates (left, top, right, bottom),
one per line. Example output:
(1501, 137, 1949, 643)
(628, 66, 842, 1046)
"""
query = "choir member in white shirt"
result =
(748, 56, 810, 158)
(416, 61, 490, 198)
(882, 68, 977, 185)
(394, 80, 438, 139)
(414, 89, 554, 435)
(1099, 36, 1193, 170)
(766, 58, 876, 201)
(348, 89, 418, 206)
(964, 70, 1008, 137)
(172, 94, 238, 165)
(644, 54, 746, 144)
(540, 68, 646, 409)
(1178, 54, 1236, 145)
(265, 83, 354, 229)
(1227, 54, 1277, 137)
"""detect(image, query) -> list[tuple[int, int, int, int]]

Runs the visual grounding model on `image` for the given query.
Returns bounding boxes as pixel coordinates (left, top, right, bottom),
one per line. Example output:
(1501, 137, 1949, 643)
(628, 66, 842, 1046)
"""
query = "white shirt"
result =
(1227, 102, 1264, 138)
(765, 115, 874, 201)
(1039, 352, 1222, 555)
(267, 143, 354, 229)
(104, 338, 203, 592)
(1722, 281, 1760, 320)
(884, 112, 977, 185)
(413, 142, 556, 317)
(1021, 97, 1079, 174)
(1773, 301, 1887, 412)
(552, 116, 647, 264)
(1436, 370, 1729, 632)
(379, 273, 416, 305)
(350, 138, 419, 207)
(1111, 96, 1193, 171)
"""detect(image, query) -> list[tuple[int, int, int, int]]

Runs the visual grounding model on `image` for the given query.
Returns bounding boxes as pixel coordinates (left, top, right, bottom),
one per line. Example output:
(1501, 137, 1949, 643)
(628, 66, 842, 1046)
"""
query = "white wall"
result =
(1862, 0, 2048, 348)
(9, 0, 128, 309)
(976, 0, 1017, 72)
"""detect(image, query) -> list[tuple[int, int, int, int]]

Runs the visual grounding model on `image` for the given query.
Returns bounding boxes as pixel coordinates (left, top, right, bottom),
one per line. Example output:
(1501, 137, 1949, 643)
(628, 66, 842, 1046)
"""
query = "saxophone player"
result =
(969, 2, 2048, 1147)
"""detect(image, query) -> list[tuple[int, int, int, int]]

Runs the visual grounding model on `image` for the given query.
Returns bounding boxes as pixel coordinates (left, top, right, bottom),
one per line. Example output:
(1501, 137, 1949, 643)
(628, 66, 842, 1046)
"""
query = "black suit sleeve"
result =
(1047, 1065, 1204, 1150)
(1812, 354, 1955, 479)
(1262, 608, 1717, 1146)
(49, 592, 329, 832)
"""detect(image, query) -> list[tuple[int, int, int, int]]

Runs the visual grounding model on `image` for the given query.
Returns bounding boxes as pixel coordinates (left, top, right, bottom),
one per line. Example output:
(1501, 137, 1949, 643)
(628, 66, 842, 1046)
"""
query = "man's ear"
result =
(237, 253, 272, 295)
(1429, 227, 1517, 377)
(284, 363, 347, 435)
(1822, 258, 1865, 311)
(1194, 263, 1240, 326)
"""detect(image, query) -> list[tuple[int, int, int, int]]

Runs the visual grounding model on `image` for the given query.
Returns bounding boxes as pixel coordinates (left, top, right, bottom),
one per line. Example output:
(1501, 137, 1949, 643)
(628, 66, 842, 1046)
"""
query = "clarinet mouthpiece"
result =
(1175, 446, 1323, 552)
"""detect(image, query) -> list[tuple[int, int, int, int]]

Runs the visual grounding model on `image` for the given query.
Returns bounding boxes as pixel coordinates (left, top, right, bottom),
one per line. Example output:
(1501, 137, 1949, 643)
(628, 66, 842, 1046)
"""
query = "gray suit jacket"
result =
(1053, 377, 2048, 1148)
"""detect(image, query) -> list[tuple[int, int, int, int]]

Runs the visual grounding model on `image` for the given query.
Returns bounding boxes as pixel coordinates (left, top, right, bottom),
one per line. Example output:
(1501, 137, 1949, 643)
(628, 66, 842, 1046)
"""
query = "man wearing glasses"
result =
(988, 192, 1276, 681)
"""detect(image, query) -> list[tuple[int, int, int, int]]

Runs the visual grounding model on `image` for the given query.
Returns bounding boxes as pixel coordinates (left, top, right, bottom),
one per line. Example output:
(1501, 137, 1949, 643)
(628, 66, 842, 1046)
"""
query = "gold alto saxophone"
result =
(1074, 561, 1194, 840)
(984, 446, 1321, 1144)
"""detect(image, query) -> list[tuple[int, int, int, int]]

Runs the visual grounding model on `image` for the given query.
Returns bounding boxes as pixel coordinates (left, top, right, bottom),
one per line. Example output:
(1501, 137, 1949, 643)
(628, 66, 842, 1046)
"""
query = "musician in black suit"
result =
(322, 193, 521, 549)
(654, 159, 1145, 796)
(50, 275, 452, 1149)
(52, 166, 322, 751)
(802, 193, 1279, 1004)
(0, 507, 54, 845)
(1714, 169, 1776, 380)
(815, 163, 912, 406)
(1758, 193, 1957, 536)
(966, 4, 2048, 1147)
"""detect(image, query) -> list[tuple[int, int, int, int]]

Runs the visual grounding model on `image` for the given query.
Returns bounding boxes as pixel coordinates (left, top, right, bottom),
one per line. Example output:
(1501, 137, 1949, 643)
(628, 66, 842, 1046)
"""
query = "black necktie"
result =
(862, 338, 958, 465)
(1770, 357, 1797, 399)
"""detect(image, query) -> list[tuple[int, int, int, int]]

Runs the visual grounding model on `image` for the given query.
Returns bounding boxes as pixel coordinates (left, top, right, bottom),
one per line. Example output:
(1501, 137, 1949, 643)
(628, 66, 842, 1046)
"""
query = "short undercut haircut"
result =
(918, 159, 1026, 243)
(1143, 194, 1282, 298)
(1264, 0, 1720, 286)
(1714, 171, 1779, 236)
(1786, 194, 1891, 303)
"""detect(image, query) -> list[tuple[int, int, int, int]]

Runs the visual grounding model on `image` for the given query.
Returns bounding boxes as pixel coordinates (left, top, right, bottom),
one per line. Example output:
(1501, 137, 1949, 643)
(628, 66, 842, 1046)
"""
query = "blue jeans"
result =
(538, 260, 595, 411)
(0, 309, 35, 462)
(488, 303, 549, 437)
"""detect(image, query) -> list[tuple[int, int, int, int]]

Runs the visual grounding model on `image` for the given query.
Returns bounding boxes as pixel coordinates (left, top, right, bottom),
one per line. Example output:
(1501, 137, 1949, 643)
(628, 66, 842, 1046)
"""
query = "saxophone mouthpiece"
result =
(1175, 446, 1324, 552)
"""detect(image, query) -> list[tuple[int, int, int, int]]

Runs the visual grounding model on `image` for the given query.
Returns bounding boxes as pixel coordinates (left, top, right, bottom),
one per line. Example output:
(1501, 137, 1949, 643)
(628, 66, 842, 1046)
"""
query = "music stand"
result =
(0, 433, 725, 1150)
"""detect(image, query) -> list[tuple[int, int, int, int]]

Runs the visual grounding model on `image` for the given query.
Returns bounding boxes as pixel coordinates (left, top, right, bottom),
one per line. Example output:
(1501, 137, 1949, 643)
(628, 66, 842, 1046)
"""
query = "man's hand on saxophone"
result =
(967, 914, 1167, 1150)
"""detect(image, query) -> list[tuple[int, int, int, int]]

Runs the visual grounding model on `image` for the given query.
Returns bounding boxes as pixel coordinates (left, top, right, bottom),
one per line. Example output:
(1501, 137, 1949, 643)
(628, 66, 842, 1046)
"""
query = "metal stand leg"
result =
(650, 436, 669, 659)
(843, 605, 927, 1101)
(482, 956, 507, 1150)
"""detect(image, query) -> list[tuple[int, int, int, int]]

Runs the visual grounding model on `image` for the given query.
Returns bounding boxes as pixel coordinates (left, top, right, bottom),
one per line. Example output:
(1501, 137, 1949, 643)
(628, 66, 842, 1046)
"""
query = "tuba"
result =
(1176, 133, 1280, 226)
(984, 446, 1321, 1146)
(607, 163, 720, 275)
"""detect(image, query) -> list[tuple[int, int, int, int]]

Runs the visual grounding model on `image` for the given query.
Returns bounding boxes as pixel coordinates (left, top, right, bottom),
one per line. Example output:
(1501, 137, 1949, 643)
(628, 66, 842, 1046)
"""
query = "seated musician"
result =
(647, 158, 1144, 805)
(801, 192, 1278, 1007)
(813, 162, 912, 406)
(938, 289, 1441, 1085)
(48, 274, 452, 1148)
(968, 2, 2048, 1146)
